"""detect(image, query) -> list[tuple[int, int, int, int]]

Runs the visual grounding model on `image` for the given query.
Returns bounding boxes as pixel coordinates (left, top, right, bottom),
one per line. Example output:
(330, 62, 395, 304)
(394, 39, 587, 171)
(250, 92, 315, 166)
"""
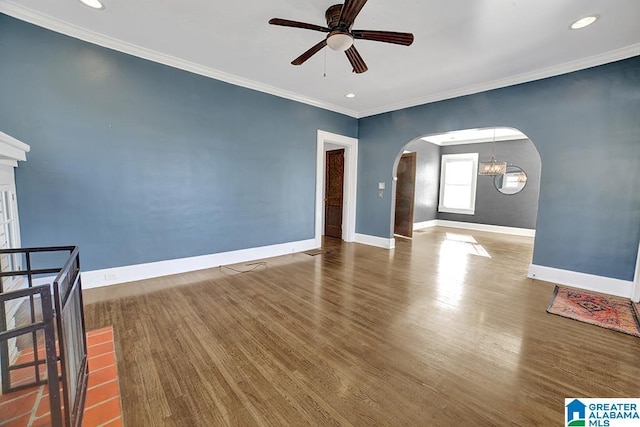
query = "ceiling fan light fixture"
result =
(327, 31, 354, 52)
(78, 0, 105, 9)
(269, 3, 412, 73)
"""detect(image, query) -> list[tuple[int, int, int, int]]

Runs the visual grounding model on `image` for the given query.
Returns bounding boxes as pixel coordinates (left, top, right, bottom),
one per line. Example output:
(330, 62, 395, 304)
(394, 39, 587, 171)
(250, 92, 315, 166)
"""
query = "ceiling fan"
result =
(269, 0, 414, 74)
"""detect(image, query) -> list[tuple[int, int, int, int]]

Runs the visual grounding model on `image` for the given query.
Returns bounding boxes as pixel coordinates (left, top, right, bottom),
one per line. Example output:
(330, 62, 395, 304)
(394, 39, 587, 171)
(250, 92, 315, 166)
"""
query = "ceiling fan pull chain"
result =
(323, 48, 327, 77)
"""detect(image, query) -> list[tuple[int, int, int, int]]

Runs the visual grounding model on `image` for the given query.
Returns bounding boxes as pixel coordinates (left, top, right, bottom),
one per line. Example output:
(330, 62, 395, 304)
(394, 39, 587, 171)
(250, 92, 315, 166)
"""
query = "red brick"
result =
(0, 389, 37, 421)
(83, 397, 121, 427)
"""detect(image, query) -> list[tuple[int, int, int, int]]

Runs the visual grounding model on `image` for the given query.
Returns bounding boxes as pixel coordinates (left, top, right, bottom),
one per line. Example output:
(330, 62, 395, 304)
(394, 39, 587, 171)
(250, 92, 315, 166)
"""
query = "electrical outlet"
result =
(104, 273, 117, 281)
(378, 191, 384, 198)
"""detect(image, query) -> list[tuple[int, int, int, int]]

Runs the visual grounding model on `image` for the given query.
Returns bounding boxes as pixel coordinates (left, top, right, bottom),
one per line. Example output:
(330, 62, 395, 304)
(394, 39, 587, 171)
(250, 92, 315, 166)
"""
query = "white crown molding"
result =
(0, 1, 359, 118)
(2, 2, 639, 120)
(357, 43, 640, 118)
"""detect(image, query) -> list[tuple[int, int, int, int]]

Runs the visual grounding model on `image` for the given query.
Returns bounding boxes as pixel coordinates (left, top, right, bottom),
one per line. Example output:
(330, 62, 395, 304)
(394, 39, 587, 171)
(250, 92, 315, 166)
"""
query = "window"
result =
(503, 172, 521, 189)
(438, 153, 479, 215)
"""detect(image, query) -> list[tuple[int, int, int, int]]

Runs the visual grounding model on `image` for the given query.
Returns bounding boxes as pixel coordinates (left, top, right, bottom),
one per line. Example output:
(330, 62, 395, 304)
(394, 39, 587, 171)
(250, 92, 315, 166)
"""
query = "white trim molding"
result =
(428, 220, 536, 237)
(632, 240, 640, 302)
(81, 238, 318, 289)
(358, 43, 640, 118)
(0, 131, 30, 163)
(528, 264, 634, 299)
(354, 233, 396, 250)
(0, 1, 358, 118)
(2, 2, 639, 119)
(315, 130, 358, 246)
(413, 220, 438, 230)
(438, 153, 479, 216)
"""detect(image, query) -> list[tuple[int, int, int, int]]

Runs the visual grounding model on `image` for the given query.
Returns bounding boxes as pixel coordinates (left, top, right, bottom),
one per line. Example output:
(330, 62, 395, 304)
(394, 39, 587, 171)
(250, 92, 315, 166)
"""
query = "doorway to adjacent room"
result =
(324, 148, 344, 239)
(314, 130, 358, 246)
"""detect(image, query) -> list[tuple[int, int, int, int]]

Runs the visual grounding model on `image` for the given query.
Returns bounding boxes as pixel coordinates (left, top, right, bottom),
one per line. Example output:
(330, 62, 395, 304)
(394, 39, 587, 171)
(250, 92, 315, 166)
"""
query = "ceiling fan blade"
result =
(345, 45, 368, 74)
(269, 18, 330, 33)
(292, 40, 327, 65)
(352, 30, 414, 46)
(338, 0, 368, 28)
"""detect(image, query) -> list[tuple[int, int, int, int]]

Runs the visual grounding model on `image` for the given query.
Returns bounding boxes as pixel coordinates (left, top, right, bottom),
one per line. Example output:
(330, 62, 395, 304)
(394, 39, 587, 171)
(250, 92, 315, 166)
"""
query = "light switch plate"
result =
(378, 182, 385, 190)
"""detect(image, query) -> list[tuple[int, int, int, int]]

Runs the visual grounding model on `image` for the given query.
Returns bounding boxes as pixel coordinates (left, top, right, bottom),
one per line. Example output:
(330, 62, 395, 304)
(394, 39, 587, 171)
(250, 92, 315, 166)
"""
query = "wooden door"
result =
(394, 152, 417, 238)
(325, 149, 344, 239)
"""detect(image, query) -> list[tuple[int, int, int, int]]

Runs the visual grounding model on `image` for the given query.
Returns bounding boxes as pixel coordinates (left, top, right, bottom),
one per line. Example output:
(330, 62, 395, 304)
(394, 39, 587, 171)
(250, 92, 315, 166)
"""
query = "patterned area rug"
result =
(547, 286, 640, 337)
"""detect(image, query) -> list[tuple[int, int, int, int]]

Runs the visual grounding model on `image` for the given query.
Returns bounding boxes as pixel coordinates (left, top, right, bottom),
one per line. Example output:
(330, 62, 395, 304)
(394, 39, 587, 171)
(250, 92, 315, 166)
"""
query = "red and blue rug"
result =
(547, 286, 640, 337)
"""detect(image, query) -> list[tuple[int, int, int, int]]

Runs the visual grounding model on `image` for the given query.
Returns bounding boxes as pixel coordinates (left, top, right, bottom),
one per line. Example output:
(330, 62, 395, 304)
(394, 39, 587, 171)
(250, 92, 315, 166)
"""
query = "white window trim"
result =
(438, 152, 479, 215)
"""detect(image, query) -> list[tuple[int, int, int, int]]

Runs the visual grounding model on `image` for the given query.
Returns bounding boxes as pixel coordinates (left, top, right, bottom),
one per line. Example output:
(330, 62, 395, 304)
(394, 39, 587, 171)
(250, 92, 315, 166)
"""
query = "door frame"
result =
(315, 130, 358, 246)
(633, 239, 640, 302)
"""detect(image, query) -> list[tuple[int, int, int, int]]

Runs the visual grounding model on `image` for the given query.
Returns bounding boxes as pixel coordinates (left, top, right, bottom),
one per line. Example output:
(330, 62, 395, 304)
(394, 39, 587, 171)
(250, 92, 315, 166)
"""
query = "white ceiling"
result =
(422, 127, 527, 146)
(1, 0, 640, 118)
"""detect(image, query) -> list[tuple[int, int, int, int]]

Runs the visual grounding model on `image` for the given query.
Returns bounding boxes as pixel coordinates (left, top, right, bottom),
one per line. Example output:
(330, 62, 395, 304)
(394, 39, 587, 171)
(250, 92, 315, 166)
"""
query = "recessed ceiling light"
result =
(570, 15, 599, 30)
(78, 0, 105, 10)
(345, 93, 356, 98)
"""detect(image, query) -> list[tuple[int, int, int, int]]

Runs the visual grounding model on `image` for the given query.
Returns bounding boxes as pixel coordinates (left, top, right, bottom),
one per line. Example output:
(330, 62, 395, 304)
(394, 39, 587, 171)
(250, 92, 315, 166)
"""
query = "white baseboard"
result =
(528, 264, 634, 298)
(434, 220, 536, 237)
(354, 233, 396, 249)
(80, 239, 318, 289)
(358, 220, 533, 250)
(413, 220, 438, 230)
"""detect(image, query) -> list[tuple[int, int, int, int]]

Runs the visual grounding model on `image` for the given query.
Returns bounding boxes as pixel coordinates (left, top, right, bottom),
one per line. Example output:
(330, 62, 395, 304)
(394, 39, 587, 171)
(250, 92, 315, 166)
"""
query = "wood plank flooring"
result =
(84, 227, 640, 426)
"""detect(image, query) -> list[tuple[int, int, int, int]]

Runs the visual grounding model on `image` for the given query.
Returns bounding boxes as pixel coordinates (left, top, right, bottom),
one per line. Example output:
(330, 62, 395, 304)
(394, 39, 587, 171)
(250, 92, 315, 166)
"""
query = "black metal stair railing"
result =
(0, 285, 62, 425)
(0, 246, 88, 427)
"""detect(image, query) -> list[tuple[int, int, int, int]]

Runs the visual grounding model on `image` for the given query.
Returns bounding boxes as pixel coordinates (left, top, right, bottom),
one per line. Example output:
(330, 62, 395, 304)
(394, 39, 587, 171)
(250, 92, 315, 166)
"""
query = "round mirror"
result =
(494, 166, 527, 195)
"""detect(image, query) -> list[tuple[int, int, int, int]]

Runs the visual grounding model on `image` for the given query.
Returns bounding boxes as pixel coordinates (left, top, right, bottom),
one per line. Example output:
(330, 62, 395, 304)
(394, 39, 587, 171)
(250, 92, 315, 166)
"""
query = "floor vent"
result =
(304, 249, 323, 256)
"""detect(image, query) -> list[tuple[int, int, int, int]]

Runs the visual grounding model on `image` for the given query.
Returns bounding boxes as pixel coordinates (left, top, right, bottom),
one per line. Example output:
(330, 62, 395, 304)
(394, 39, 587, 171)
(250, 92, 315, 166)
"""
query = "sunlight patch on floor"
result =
(445, 233, 491, 258)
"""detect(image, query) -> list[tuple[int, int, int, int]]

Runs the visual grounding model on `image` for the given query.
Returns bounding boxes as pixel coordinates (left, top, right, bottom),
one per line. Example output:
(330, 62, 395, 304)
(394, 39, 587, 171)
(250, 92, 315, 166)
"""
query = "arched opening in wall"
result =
(391, 126, 541, 264)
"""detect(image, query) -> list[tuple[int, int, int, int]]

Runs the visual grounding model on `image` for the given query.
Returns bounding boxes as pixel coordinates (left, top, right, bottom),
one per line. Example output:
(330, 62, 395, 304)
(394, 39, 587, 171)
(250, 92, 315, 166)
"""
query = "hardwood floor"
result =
(84, 227, 640, 426)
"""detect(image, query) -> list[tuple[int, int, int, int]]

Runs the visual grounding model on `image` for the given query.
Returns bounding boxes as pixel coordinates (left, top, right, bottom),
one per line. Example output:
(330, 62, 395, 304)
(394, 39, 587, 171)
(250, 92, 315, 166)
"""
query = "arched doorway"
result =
(390, 126, 541, 253)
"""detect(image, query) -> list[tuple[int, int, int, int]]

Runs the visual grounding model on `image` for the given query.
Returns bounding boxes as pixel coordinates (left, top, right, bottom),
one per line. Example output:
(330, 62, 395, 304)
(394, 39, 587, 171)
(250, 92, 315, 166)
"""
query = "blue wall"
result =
(1, 14, 639, 283)
(0, 15, 357, 271)
(358, 57, 640, 281)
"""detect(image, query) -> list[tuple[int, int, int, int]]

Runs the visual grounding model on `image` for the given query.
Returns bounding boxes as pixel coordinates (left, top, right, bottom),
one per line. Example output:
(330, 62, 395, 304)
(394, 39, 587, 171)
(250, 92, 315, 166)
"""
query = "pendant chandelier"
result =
(478, 129, 507, 176)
